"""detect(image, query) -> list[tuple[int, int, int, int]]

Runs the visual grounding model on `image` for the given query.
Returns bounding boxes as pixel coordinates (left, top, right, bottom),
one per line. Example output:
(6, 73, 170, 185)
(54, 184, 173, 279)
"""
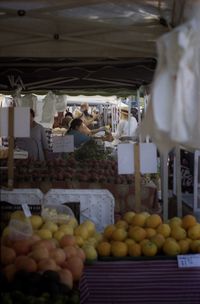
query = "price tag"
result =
(22, 204, 32, 218)
(177, 254, 200, 268)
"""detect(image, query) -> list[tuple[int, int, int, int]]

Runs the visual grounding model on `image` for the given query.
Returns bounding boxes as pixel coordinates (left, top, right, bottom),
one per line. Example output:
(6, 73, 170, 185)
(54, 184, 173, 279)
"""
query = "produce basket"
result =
(41, 204, 75, 224)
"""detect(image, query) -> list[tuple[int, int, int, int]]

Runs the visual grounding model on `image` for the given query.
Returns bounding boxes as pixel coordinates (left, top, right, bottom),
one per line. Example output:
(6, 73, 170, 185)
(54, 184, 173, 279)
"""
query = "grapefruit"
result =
(163, 239, 180, 256)
(145, 214, 162, 229)
(111, 241, 128, 257)
(187, 224, 200, 240)
(131, 213, 146, 227)
(111, 228, 127, 242)
(142, 241, 158, 257)
(128, 226, 146, 242)
(97, 242, 111, 257)
(123, 211, 136, 224)
(128, 243, 141, 257)
(157, 224, 171, 238)
(182, 215, 197, 230)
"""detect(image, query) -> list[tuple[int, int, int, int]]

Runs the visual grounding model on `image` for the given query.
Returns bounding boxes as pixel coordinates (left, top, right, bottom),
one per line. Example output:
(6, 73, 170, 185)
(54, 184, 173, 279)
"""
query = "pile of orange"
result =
(96, 212, 200, 258)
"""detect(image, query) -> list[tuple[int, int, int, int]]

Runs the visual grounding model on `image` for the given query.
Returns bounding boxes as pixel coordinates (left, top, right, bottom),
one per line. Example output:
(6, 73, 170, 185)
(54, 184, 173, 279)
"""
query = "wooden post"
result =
(175, 146, 182, 217)
(134, 143, 141, 212)
(7, 107, 14, 189)
(161, 152, 169, 221)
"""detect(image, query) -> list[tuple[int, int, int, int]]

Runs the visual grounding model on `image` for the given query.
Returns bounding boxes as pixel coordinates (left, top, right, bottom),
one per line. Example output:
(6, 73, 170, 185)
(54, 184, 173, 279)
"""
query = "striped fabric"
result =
(79, 260, 200, 304)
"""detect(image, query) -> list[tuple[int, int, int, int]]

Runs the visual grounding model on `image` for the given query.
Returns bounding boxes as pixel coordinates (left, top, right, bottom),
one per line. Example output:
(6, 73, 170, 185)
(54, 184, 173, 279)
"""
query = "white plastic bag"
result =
(55, 95, 67, 112)
(141, 10, 200, 152)
(41, 91, 56, 123)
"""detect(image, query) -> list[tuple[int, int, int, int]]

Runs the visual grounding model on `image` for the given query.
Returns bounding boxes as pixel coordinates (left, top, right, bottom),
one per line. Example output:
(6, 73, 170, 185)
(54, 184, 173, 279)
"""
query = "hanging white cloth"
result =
(20, 93, 37, 113)
(141, 3, 200, 153)
(55, 95, 67, 112)
(41, 91, 56, 124)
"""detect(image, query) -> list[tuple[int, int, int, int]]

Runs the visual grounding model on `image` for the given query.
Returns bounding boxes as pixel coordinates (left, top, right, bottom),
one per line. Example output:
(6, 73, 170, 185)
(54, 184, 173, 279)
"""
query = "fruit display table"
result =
(79, 260, 200, 304)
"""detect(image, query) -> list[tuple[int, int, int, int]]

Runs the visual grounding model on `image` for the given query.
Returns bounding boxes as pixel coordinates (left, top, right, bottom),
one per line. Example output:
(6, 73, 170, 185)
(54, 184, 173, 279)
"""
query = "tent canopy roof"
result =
(0, 0, 185, 95)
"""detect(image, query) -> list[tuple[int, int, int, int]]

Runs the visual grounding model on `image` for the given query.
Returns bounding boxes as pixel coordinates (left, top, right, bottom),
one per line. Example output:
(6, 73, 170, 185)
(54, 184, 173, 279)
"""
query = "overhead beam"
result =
(28, 0, 108, 13)
(59, 35, 155, 53)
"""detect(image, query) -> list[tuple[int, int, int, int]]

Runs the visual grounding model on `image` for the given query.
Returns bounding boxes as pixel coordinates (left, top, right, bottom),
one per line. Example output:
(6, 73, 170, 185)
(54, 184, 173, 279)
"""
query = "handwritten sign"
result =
(22, 204, 32, 218)
(52, 135, 74, 153)
(177, 254, 200, 268)
(118, 143, 157, 174)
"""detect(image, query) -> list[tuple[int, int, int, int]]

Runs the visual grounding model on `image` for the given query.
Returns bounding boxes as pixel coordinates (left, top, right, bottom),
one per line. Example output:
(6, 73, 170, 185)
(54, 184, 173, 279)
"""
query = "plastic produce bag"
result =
(41, 204, 75, 224)
(8, 218, 33, 241)
(41, 91, 56, 123)
(21, 94, 37, 113)
(55, 95, 67, 112)
(141, 2, 200, 153)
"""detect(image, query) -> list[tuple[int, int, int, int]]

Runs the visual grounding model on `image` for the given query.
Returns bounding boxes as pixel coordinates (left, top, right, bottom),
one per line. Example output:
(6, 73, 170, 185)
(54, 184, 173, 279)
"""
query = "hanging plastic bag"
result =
(41, 91, 56, 124)
(55, 95, 67, 112)
(141, 4, 200, 152)
(21, 93, 37, 113)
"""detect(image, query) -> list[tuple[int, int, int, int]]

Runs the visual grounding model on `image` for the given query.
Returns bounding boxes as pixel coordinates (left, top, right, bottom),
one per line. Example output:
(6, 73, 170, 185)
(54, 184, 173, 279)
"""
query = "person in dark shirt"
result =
(66, 118, 91, 148)
(16, 109, 49, 161)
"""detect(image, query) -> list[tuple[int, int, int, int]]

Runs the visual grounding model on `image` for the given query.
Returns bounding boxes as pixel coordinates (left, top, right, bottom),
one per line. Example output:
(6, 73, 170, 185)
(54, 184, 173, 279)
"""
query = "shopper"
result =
(66, 118, 92, 148)
(61, 111, 74, 129)
(16, 109, 49, 161)
(73, 102, 99, 128)
(113, 107, 138, 144)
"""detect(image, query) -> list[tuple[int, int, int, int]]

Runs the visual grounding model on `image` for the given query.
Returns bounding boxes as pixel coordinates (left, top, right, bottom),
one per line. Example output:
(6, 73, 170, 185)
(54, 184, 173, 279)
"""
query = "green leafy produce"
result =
(74, 140, 110, 161)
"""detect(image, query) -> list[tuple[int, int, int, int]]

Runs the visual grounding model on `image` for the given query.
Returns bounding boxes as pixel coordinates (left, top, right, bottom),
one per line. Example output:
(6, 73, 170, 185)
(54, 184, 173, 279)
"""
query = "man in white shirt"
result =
(113, 107, 138, 144)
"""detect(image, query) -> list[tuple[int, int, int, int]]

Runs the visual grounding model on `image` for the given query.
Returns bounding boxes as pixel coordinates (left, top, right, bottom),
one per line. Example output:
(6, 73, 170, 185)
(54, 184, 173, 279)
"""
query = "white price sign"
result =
(22, 204, 32, 218)
(177, 254, 200, 268)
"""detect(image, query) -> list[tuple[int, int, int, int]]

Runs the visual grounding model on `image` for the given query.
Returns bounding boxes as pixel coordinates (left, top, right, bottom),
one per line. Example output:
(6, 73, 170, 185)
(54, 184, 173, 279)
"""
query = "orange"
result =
(111, 241, 128, 257)
(182, 215, 197, 230)
(163, 239, 180, 256)
(190, 240, 200, 252)
(103, 225, 116, 240)
(171, 227, 186, 241)
(150, 234, 165, 250)
(187, 224, 200, 240)
(141, 241, 158, 257)
(111, 228, 127, 242)
(122, 212, 136, 224)
(156, 224, 171, 238)
(128, 243, 141, 257)
(125, 238, 136, 246)
(128, 226, 146, 242)
(115, 220, 129, 230)
(178, 239, 190, 254)
(97, 242, 111, 257)
(140, 239, 149, 247)
(145, 214, 162, 229)
(145, 228, 156, 238)
(168, 217, 182, 229)
(131, 213, 146, 227)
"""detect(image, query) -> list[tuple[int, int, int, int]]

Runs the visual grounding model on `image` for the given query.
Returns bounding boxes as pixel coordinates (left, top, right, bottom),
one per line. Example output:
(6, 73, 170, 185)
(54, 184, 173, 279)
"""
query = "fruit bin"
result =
(44, 189, 115, 232)
(1, 188, 115, 232)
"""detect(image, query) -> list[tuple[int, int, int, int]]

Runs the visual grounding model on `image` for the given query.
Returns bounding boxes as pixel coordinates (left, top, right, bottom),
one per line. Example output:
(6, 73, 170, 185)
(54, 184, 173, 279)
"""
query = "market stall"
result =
(1, 1, 200, 304)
